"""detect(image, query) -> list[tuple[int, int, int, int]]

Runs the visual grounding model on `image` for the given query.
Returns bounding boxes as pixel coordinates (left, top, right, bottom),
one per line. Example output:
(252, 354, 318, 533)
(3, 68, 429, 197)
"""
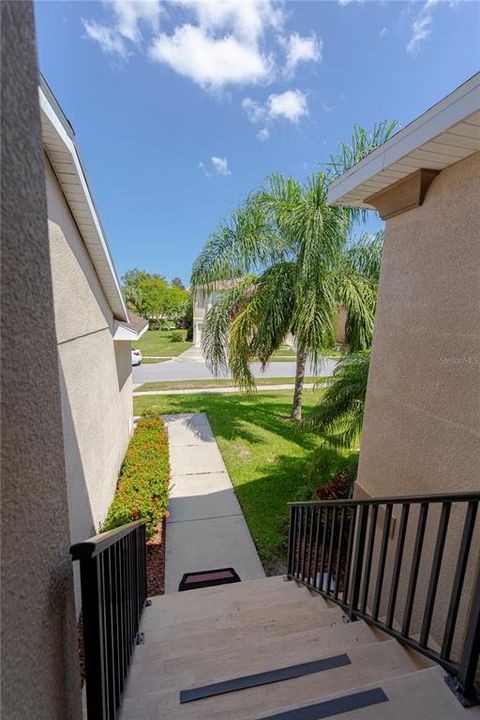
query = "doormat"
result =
(178, 567, 241, 592)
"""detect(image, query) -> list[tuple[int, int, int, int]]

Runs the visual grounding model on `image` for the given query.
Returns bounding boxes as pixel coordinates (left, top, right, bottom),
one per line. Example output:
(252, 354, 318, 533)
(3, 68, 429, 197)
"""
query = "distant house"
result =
(193, 280, 240, 346)
(40, 77, 148, 612)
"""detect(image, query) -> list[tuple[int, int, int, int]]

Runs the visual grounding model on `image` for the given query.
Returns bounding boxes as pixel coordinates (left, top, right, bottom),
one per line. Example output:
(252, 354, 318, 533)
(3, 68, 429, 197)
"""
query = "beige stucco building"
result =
(328, 74, 480, 649)
(40, 79, 148, 612)
(2, 7, 148, 716)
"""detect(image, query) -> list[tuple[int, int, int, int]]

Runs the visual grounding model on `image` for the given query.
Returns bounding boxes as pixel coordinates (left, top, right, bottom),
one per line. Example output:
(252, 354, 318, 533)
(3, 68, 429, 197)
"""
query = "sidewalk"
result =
(163, 413, 265, 593)
(134, 382, 327, 396)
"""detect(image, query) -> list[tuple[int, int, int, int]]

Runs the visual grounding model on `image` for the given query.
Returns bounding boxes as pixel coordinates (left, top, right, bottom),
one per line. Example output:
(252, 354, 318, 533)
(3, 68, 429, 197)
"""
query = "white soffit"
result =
(328, 73, 480, 209)
(39, 79, 129, 322)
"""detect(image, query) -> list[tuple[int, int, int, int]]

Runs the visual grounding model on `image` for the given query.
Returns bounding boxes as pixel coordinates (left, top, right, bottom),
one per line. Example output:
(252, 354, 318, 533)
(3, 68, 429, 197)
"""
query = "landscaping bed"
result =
(103, 416, 170, 597)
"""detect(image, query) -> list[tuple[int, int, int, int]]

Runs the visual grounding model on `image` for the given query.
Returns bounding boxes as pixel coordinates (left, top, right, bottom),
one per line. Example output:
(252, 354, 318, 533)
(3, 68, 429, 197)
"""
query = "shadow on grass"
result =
(136, 391, 320, 451)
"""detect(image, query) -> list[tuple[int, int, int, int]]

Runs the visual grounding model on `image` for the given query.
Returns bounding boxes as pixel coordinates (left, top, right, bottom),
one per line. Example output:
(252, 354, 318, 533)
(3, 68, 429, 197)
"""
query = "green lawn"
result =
(134, 390, 357, 574)
(136, 376, 331, 392)
(133, 330, 193, 358)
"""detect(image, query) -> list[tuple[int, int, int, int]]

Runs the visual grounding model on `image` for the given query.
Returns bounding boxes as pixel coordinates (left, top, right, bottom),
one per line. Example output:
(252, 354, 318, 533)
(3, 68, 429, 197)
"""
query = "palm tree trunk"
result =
(292, 348, 307, 421)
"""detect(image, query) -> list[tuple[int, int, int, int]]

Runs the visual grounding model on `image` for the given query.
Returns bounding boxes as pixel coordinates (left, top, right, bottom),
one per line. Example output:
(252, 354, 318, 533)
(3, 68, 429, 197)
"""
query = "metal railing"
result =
(71, 521, 148, 720)
(287, 492, 480, 706)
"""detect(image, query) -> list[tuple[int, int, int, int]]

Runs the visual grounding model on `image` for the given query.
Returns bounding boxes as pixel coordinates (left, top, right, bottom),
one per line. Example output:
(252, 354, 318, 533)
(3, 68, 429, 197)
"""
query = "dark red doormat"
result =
(179, 567, 241, 592)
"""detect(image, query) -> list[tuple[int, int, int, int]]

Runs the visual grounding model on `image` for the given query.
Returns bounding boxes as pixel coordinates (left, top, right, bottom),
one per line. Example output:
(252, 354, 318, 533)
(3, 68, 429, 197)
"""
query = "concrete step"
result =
(120, 639, 432, 719)
(254, 667, 479, 720)
(143, 581, 329, 630)
(146, 576, 324, 617)
(132, 615, 387, 666)
(139, 597, 344, 645)
(126, 620, 393, 697)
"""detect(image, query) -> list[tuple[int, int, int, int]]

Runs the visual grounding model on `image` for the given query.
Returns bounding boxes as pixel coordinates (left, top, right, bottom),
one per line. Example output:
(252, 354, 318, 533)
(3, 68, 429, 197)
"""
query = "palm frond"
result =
(201, 277, 255, 375)
(304, 352, 370, 450)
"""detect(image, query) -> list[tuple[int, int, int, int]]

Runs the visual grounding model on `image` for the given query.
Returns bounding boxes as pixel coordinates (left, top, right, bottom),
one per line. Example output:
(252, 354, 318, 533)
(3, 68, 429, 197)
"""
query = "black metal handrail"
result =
(287, 491, 480, 706)
(71, 521, 147, 720)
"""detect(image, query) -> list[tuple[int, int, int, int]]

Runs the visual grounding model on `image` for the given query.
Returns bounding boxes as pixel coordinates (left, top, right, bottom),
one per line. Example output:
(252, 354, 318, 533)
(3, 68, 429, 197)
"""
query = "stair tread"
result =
(255, 667, 480, 720)
(120, 640, 436, 719)
(132, 617, 388, 666)
(128, 621, 394, 691)
(146, 577, 322, 617)
(140, 595, 342, 634)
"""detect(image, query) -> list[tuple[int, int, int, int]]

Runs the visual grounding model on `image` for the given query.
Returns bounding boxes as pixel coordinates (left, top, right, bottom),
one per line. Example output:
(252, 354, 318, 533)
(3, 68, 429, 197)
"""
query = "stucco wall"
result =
(1, 3, 82, 718)
(356, 151, 480, 652)
(45, 158, 133, 613)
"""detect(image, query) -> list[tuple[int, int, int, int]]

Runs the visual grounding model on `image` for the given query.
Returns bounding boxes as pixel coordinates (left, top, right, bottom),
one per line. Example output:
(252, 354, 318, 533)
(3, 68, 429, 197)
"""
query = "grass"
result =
(141, 358, 170, 364)
(136, 376, 332, 392)
(132, 330, 192, 358)
(134, 390, 357, 573)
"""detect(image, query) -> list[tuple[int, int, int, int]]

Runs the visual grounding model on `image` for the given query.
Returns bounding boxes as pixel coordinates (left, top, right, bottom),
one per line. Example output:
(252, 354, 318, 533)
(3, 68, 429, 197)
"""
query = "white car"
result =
(131, 348, 143, 366)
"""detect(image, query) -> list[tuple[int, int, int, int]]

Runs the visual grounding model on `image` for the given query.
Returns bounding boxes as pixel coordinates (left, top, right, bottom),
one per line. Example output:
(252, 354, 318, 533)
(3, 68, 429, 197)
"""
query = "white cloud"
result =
(150, 24, 273, 88)
(110, 0, 161, 43)
(267, 90, 308, 123)
(199, 156, 231, 176)
(82, 19, 128, 57)
(243, 89, 309, 138)
(149, 0, 283, 89)
(283, 32, 322, 76)
(211, 156, 231, 175)
(407, 0, 440, 55)
(242, 97, 266, 123)
(379, 26, 388, 39)
(176, 0, 284, 43)
(83, 0, 161, 56)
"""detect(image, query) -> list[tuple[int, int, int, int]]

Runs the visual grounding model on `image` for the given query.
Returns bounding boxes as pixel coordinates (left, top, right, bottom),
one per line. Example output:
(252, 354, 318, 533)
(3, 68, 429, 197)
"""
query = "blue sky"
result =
(34, 1, 479, 285)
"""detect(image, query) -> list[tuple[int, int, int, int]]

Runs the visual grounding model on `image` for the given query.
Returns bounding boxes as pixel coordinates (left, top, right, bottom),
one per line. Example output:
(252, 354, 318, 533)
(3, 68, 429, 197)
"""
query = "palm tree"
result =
(304, 351, 371, 450)
(192, 173, 379, 420)
(191, 121, 397, 421)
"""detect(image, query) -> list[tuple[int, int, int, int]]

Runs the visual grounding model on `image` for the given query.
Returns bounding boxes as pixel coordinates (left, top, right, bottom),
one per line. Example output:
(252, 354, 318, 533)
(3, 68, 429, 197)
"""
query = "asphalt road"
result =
(133, 355, 338, 384)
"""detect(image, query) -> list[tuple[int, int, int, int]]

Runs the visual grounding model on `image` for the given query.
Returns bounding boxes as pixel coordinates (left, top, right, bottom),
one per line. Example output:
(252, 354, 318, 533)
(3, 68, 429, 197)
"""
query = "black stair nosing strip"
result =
(255, 687, 388, 720)
(179, 653, 351, 704)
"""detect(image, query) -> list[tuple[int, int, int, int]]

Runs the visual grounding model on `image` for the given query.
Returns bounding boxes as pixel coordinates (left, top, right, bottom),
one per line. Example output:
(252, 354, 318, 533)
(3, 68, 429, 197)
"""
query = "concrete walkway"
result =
(163, 413, 265, 593)
(134, 382, 328, 396)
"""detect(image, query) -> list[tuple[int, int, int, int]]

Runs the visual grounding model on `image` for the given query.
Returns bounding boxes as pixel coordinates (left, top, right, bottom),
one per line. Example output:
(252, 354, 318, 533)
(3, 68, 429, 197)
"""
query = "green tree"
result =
(137, 277, 171, 318)
(171, 276, 185, 290)
(122, 269, 166, 315)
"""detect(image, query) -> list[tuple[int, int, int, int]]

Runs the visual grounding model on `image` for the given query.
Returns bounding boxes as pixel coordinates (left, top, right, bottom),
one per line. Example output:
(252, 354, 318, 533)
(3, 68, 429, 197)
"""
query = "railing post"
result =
(349, 505, 369, 618)
(450, 564, 480, 706)
(287, 505, 294, 577)
(80, 556, 107, 720)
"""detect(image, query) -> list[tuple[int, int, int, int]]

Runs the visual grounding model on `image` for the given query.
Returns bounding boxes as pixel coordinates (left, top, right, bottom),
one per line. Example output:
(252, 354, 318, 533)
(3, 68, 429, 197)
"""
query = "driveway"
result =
(133, 352, 338, 384)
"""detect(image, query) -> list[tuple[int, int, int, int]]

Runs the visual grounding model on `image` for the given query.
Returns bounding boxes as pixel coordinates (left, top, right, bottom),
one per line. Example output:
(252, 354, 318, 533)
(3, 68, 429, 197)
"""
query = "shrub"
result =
(314, 465, 357, 501)
(102, 418, 170, 538)
(170, 329, 186, 342)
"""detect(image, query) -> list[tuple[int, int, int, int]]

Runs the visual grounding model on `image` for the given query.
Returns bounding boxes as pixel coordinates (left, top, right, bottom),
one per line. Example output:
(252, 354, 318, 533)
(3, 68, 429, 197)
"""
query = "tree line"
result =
(121, 270, 192, 332)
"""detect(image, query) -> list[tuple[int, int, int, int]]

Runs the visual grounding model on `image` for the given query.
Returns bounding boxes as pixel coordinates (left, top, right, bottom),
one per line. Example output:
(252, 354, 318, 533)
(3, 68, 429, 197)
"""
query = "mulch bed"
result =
(77, 517, 166, 684)
(146, 517, 166, 597)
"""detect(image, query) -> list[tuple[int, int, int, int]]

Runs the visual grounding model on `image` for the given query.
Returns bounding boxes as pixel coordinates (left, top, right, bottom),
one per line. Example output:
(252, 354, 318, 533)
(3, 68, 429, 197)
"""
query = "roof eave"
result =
(328, 73, 480, 208)
(39, 81, 129, 322)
